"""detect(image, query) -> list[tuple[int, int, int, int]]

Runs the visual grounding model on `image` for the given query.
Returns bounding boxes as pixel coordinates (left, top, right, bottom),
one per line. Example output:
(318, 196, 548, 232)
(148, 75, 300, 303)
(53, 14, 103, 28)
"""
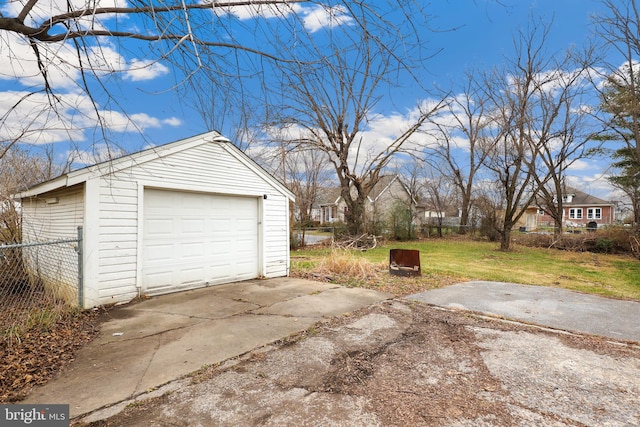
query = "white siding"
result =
(92, 141, 290, 306)
(95, 178, 138, 303)
(21, 184, 84, 242)
(20, 138, 292, 308)
(20, 184, 84, 304)
(263, 195, 290, 277)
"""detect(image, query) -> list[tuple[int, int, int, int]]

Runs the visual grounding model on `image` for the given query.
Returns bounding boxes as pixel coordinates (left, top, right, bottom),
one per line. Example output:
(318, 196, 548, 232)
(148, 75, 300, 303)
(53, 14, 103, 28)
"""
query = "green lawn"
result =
(291, 239, 640, 300)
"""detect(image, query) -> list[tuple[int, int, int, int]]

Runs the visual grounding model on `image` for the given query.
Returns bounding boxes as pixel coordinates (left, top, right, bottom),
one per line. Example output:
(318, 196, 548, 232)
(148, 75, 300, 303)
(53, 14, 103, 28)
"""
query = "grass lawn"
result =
(291, 238, 640, 300)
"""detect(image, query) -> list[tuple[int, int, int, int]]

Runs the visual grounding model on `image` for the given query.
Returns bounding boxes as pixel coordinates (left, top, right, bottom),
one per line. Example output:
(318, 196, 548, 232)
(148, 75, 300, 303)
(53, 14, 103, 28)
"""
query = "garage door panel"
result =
(145, 219, 174, 236)
(144, 270, 173, 285)
(181, 242, 206, 257)
(142, 189, 259, 295)
(181, 218, 205, 233)
(180, 267, 206, 283)
(145, 244, 174, 263)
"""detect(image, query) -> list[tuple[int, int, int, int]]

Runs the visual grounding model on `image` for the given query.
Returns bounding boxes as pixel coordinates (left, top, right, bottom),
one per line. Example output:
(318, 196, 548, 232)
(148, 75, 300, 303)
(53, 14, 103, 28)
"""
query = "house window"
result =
(538, 209, 545, 215)
(587, 208, 602, 220)
(569, 208, 582, 219)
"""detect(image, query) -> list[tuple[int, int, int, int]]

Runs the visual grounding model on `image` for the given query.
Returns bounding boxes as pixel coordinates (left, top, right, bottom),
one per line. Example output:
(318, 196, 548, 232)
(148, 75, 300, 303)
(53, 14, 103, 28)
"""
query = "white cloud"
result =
(566, 159, 592, 172)
(215, 3, 353, 33)
(99, 111, 182, 132)
(0, 33, 169, 91)
(300, 5, 354, 33)
(162, 117, 183, 127)
(65, 143, 129, 167)
(124, 59, 170, 81)
(0, 90, 181, 145)
(1, 0, 129, 30)
(0, 91, 87, 144)
(565, 173, 616, 199)
(0, 32, 81, 89)
(216, 2, 302, 20)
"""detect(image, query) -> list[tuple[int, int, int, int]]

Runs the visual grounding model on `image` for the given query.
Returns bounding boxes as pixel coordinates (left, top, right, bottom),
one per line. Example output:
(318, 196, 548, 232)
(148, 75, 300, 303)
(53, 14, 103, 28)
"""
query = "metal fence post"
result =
(77, 226, 84, 309)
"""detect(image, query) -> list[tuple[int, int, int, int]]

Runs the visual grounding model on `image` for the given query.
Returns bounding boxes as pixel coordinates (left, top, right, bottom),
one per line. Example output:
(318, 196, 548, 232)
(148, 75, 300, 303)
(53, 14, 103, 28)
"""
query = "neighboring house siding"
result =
(537, 206, 615, 227)
(316, 176, 415, 226)
(522, 192, 616, 231)
(368, 179, 411, 221)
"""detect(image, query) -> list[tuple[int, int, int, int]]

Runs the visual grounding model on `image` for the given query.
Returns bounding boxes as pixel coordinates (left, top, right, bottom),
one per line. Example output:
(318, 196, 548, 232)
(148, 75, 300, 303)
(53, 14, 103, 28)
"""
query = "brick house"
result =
(522, 188, 615, 231)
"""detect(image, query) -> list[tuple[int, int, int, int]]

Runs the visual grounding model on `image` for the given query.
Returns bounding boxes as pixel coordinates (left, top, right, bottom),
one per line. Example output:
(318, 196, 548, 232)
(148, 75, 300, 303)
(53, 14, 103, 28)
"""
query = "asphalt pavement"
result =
(407, 281, 640, 343)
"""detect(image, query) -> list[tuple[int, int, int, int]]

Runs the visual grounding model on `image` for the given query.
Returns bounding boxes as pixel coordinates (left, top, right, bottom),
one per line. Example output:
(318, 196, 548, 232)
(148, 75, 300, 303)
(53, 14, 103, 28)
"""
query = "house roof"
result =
(315, 175, 414, 207)
(561, 187, 612, 206)
(367, 175, 402, 202)
(18, 131, 295, 201)
(316, 187, 342, 206)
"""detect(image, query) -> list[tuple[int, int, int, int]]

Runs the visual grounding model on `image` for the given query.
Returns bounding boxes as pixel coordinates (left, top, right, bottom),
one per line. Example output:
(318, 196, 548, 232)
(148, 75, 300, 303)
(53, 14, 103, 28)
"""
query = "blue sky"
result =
(0, 0, 621, 197)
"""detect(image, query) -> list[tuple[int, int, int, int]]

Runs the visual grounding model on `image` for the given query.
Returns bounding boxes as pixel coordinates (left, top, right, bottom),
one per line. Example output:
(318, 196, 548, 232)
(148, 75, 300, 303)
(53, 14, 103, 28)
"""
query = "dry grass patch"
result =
(291, 249, 459, 296)
(317, 249, 387, 280)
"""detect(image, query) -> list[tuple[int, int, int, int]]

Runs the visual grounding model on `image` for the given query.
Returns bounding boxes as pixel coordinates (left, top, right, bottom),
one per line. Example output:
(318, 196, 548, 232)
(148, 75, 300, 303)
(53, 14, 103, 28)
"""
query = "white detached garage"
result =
(19, 131, 294, 308)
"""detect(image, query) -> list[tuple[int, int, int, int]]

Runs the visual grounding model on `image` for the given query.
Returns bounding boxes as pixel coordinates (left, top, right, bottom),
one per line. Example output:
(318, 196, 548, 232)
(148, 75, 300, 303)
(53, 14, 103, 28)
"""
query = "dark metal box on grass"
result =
(389, 249, 421, 277)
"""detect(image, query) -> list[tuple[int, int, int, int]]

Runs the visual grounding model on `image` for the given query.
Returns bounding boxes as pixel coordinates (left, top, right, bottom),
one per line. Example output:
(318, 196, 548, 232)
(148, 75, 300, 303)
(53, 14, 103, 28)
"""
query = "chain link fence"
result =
(0, 234, 81, 345)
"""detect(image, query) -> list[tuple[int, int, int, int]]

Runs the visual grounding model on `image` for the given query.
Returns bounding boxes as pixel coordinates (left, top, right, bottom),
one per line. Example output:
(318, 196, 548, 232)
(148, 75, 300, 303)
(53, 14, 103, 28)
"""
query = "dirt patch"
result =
(78, 301, 640, 426)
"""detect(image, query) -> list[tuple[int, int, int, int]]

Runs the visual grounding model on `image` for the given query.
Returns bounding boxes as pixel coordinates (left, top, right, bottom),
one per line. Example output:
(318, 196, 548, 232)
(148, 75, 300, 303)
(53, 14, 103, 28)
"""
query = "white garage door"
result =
(142, 189, 259, 295)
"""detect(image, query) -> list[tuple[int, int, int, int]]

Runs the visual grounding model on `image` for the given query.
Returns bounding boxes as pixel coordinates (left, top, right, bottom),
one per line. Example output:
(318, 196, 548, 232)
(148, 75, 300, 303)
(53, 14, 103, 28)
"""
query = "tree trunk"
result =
(344, 194, 366, 236)
(553, 216, 563, 239)
(459, 197, 470, 235)
(500, 226, 512, 251)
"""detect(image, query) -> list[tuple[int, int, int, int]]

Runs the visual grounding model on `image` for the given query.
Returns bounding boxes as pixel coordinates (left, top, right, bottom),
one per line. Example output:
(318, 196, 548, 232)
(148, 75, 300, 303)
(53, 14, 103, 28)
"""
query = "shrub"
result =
(387, 201, 415, 241)
(513, 226, 639, 256)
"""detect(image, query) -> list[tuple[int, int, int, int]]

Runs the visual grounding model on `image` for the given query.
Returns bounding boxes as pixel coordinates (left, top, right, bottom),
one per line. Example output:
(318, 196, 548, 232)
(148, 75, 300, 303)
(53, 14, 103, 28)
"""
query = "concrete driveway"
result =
(23, 278, 390, 418)
(24, 278, 640, 424)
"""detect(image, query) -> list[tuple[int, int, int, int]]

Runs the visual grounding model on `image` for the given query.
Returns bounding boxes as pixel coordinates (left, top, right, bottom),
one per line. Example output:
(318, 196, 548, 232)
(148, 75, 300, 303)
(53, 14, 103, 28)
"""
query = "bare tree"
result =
(419, 168, 458, 238)
(481, 22, 600, 248)
(0, 145, 60, 243)
(1, 0, 302, 156)
(594, 0, 640, 167)
(592, 0, 640, 227)
(1, 1, 435, 163)
(530, 48, 602, 237)
(481, 23, 552, 251)
(426, 71, 493, 234)
(285, 148, 330, 246)
(268, 19, 445, 235)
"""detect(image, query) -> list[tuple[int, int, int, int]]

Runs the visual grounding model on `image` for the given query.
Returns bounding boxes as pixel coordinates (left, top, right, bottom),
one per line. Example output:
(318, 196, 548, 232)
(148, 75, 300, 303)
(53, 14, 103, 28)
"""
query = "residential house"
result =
(522, 187, 615, 231)
(315, 175, 416, 226)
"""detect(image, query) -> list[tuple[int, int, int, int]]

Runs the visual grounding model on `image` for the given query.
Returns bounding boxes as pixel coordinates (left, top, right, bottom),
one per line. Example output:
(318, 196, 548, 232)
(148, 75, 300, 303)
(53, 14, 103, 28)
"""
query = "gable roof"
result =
(315, 175, 414, 207)
(18, 131, 295, 200)
(560, 187, 612, 206)
(316, 187, 342, 206)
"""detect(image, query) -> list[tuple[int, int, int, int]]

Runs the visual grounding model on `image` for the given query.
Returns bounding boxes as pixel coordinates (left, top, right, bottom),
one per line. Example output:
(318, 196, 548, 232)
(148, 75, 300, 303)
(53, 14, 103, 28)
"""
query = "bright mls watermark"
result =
(1, 405, 69, 426)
